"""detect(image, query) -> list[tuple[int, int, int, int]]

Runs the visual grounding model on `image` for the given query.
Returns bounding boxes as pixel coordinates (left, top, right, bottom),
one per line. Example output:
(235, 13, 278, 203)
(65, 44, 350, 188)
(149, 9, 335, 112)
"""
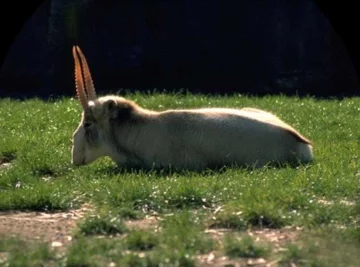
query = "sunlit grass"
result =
(1, 91, 360, 265)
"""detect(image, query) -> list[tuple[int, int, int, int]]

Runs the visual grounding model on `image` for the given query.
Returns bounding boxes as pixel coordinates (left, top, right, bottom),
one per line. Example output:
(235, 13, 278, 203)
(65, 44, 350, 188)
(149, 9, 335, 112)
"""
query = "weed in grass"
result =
(0, 237, 57, 266)
(77, 214, 128, 236)
(0, 182, 77, 211)
(103, 178, 158, 212)
(0, 150, 16, 164)
(301, 202, 356, 228)
(126, 230, 159, 251)
(244, 209, 289, 229)
(65, 237, 122, 267)
(18, 146, 66, 178)
(66, 234, 196, 267)
(93, 203, 145, 221)
(341, 226, 360, 244)
(116, 253, 147, 267)
(160, 210, 216, 254)
(145, 249, 196, 267)
(278, 229, 360, 267)
(223, 234, 271, 259)
(116, 207, 145, 220)
(208, 211, 247, 230)
(32, 166, 56, 177)
(219, 202, 290, 229)
(278, 243, 307, 266)
(164, 185, 212, 209)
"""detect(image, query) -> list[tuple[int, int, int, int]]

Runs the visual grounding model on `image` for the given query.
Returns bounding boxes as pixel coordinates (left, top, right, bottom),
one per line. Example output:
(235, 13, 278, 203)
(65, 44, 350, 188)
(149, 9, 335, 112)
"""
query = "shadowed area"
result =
(1, 0, 359, 100)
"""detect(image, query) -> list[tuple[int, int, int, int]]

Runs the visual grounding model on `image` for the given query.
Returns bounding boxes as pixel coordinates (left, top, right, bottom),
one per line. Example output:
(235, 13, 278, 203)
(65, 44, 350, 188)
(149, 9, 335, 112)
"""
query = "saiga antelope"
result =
(71, 45, 314, 171)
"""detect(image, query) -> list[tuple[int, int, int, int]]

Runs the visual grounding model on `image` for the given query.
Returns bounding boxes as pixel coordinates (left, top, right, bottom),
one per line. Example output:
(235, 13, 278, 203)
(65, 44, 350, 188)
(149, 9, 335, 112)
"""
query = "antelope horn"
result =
(72, 45, 88, 110)
(75, 45, 97, 101)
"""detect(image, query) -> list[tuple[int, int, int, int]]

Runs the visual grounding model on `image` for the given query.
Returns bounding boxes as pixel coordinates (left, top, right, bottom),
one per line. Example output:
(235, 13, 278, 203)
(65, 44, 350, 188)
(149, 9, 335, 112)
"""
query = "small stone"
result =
(247, 258, 266, 265)
(51, 241, 63, 247)
(207, 252, 215, 262)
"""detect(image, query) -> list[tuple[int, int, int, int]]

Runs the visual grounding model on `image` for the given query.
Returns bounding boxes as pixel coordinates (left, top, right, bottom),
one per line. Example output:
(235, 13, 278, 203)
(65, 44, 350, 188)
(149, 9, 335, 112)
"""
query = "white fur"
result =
(71, 96, 314, 171)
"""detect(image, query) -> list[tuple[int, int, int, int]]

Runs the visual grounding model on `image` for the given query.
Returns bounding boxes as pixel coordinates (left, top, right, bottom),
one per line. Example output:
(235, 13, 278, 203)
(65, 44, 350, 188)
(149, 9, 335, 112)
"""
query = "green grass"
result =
(1, 91, 360, 265)
(125, 230, 159, 251)
(223, 234, 271, 258)
(278, 228, 360, 267)
(76, 213, 128, 236)
(0, 238, 57, 266)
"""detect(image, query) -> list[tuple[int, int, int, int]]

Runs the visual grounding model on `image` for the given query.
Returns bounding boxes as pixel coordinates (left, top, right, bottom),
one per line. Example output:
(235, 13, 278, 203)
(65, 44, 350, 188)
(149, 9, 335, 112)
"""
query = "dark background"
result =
(1, 0, 359, 99)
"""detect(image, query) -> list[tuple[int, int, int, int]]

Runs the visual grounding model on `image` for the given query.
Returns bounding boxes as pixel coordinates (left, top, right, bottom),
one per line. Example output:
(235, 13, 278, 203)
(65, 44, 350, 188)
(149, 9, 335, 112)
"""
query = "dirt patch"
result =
(0, 204, 93, 247)
(0, 207, 302, 266)
(197, 252, 270, 267)
(246, 226, 302, 253)
(124, 215, 161, 232)
(0, 207, 161, 246)
(197, 226, 302, 266)
(0, 163, 12, 170)
(205, 226, 301, 247)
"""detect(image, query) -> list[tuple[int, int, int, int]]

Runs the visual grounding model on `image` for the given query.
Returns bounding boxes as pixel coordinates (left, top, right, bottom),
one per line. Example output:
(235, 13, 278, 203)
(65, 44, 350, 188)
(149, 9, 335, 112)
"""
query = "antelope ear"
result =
(103, 99, 119, 119)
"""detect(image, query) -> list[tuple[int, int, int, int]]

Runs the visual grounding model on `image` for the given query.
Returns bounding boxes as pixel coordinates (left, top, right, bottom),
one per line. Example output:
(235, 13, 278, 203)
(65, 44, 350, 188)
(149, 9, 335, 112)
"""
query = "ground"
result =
(0, 201, 302, 267)
(1, 93, 360, 266)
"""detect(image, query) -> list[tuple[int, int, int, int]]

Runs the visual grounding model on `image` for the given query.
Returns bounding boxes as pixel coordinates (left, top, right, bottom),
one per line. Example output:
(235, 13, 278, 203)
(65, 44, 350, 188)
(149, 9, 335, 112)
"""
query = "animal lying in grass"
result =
(71, 45, 314, 171)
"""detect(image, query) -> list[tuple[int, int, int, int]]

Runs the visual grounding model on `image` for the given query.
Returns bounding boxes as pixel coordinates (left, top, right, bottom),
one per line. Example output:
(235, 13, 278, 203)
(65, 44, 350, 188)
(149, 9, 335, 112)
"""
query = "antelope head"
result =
(71, 45, 118, 166)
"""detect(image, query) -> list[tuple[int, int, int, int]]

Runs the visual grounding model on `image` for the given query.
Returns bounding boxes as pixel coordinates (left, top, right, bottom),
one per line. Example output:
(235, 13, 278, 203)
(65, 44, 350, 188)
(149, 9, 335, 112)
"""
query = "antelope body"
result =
(71, 45, 314, 171)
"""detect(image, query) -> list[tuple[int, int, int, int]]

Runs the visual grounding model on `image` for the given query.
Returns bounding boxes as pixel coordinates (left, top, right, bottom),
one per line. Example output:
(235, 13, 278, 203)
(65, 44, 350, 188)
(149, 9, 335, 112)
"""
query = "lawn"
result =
(0, 91, 359, 266)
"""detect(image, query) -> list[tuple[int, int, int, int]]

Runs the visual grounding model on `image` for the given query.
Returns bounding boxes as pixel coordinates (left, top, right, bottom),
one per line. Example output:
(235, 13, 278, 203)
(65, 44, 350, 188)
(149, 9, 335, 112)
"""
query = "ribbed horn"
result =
(75, 45, 97, 101)
(72, 45, 88, 110)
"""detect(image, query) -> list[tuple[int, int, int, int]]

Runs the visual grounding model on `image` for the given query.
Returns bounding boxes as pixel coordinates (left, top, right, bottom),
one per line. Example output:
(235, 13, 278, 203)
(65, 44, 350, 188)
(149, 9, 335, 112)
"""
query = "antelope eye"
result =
(84, 122, 92, 128)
